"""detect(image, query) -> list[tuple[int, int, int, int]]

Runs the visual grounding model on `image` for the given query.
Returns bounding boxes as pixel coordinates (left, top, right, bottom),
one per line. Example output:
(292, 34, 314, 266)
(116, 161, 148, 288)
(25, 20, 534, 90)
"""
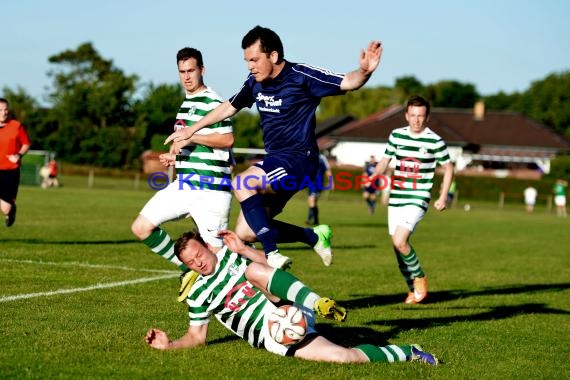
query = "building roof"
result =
(325, 105, 570, 153)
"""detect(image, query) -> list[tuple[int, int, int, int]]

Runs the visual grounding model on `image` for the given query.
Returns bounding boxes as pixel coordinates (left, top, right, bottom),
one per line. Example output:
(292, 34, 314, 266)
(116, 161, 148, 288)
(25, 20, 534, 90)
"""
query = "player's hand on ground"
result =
(219, 230, 247, 252)
(145, 328, 170, 349)
(359, 41, 383, 74)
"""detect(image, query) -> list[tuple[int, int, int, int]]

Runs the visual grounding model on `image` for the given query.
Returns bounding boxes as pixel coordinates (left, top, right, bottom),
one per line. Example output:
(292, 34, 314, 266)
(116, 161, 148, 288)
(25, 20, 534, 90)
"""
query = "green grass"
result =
(1, 177, 569, 379)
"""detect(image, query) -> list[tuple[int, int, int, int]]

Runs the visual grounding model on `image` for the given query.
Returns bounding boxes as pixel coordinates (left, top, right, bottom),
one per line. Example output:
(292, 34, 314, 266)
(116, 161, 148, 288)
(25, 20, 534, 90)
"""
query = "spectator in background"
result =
(553, 179, 568, 218)
(0, 98, 31, 227)
(41, 159, 60, 188)
(523, 185, 537, 213)
(362, 155, 379, 214)
(306, 153, 333, 226)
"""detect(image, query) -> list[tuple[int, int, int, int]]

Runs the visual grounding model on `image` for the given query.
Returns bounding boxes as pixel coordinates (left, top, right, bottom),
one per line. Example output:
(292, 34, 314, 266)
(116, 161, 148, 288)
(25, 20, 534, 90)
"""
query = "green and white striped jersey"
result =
(186, 247, 272, 348)
(383, 126, 450, 211)
(175, 87, 233, 192)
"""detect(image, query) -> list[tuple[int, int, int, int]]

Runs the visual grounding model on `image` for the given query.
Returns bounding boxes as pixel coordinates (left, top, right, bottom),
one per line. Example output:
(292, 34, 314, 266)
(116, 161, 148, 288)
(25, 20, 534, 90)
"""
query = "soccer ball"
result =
(268, 305, 308, 346)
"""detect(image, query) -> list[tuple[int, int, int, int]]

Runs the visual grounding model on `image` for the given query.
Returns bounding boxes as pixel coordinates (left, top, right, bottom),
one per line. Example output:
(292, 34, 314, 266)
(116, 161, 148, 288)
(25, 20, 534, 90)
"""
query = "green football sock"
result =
(142, 227, 188, 271)
(267, 268, 320, 309)
(355, 344, 412, 363)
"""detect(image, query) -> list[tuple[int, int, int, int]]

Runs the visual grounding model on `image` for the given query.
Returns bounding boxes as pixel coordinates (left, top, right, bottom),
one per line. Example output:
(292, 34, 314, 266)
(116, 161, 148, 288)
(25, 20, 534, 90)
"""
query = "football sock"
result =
(272, 220, 318, 246)
(395, 246, 424, 290)
(142, 227, 187, 271)
(355, 344, 412, 363)
(307, 207, 314, 224)
(240, 194, 278, 255)
(267, 268, 320, 309)
(312, 206, 319, 225)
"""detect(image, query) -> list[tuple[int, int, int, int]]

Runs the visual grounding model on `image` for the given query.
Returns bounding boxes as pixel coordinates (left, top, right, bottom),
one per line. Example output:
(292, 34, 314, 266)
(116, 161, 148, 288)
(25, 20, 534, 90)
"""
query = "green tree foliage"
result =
(425, 80, 480, 108)
(483, 71, 570, 139)
(519, 71, 570, 138)
(394, 75, 425, 102)
(231, 110, 263, 148)
(133, 83, 184, 153)
(546, 155, 570, 180)
(45, 42, 139, 167)
(317, 86, 399, 121)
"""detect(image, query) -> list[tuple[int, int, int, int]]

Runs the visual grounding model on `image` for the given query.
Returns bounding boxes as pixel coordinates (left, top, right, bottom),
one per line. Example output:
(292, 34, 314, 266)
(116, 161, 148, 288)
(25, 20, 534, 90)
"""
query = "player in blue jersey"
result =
(145, 229, 439, 366)
(166, 25, 383, 270)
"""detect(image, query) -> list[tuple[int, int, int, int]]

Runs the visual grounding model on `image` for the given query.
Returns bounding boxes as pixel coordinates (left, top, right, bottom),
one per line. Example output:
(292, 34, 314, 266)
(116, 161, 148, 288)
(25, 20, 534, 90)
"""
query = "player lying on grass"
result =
(145, 229, 439, 365)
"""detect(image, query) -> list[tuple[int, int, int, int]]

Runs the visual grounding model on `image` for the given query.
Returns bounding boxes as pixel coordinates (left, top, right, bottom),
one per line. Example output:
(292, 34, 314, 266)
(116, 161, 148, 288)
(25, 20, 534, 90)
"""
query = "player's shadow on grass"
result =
(315, 301, 570, 347)
(344, 282, 570, 308)
(366, 302, 570, 342)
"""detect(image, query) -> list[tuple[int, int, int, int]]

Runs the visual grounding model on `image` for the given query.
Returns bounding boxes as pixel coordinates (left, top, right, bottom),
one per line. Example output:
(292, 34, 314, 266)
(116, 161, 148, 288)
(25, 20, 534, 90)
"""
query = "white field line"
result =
(0, 258, 179, 303)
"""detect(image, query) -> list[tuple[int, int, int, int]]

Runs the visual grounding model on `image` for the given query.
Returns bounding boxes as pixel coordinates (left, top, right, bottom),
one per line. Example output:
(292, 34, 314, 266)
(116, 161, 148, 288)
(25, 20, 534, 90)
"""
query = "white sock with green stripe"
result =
(355, 344, 412, 363)
(142, 227, 187, 271)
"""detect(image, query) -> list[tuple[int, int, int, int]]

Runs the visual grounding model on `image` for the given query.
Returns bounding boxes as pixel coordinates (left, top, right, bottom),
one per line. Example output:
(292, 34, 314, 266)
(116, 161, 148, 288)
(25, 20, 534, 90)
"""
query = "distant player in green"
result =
(372, 95, 454, 304)
(131, 47, 233, 299)
(553, 179, 568, 218)
(145, 229, 439, 365)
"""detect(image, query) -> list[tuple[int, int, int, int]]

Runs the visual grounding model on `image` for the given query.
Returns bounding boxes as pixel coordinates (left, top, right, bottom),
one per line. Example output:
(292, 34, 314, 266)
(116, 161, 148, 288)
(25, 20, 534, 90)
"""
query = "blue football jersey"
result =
(229, 61, 345, 155)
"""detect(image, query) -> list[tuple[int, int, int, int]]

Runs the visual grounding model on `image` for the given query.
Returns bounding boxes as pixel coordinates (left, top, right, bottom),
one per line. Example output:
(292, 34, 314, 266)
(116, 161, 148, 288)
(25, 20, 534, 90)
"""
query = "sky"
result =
(2, 0, 569, 105)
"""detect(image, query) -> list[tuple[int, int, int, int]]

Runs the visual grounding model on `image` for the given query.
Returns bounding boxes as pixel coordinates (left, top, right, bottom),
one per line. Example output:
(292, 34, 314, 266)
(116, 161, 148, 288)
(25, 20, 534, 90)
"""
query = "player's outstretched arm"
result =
(340, 41, 383, 91)
(145, 324, 208, 350)
(165, 101, 239, 148)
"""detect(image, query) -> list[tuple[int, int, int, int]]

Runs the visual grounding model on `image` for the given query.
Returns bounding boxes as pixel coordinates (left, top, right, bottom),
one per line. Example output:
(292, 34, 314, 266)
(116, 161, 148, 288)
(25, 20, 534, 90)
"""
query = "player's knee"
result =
(131, 218, 152, 240)
(393, 240, 409, 254)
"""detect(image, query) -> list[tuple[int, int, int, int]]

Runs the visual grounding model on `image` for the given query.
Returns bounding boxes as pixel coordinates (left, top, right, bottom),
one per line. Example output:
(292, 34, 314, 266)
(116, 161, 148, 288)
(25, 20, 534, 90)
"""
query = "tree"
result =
(394, 75, 424, 103)
(519, 71, 570, 138)
(317, 86, 399, 121)
(425, 80, 479, 108)
(231, 111, 263, 149)
(45, 42, 139, 167)
(133, 83, 184, 153)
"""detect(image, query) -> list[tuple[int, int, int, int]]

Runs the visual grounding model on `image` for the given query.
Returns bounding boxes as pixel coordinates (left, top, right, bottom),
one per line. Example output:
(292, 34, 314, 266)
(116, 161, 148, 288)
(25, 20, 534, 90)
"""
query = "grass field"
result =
(1, 175, 569, 379)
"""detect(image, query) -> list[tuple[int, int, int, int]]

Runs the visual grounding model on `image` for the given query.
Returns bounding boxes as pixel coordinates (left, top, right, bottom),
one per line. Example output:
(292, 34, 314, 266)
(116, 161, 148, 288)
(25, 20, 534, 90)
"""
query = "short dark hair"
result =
(242, 25, 284, 63)
(174, 230, 206, 260)
(176, 47, 204, 67)
(0, 98, 9, 106)
(406, 95, 430, 117)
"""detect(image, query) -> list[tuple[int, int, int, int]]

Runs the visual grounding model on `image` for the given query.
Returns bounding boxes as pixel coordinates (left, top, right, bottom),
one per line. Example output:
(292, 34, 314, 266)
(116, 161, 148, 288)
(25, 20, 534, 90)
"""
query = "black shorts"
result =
(0, 169, 21, 203)
(253, 152, 318, 214)
(285, 332, 320, 357)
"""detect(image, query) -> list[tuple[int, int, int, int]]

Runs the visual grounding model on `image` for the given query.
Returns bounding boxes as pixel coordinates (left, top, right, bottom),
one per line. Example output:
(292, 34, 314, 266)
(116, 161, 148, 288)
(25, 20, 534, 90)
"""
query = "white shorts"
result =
(262, 304, 316, 356)
(554, 195, 566, 207)
(388, 205, 426, 236)
(140, 180, 231, 247)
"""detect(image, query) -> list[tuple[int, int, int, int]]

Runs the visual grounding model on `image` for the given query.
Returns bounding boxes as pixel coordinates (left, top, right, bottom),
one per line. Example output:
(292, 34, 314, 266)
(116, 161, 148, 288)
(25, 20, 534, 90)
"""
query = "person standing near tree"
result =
(166, 25, 383, 269)
(0, 98, 31, 227)
(372, 95, 454, 304)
